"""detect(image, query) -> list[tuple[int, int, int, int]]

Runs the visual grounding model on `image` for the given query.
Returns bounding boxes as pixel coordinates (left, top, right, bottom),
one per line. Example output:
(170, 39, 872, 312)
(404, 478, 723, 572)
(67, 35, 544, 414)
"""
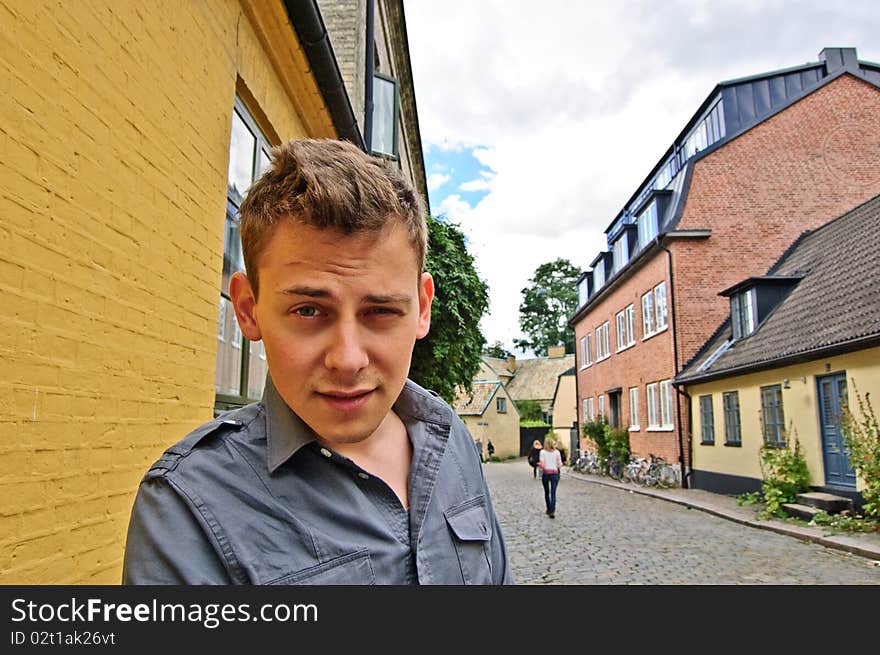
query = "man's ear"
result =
(416, 272, 434, 340)
(229, 271, 262, 341)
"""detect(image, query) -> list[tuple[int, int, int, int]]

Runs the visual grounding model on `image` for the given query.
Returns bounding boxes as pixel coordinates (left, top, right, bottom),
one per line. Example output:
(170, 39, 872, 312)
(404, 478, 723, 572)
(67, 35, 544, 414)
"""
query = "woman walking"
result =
(539, 436, 563, 518)
(527, 439, 542, 478)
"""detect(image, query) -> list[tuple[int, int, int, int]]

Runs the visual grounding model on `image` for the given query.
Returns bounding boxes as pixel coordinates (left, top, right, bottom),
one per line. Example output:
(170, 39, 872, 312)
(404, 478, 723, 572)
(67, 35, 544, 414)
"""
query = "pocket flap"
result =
(444, 500, 491, 542)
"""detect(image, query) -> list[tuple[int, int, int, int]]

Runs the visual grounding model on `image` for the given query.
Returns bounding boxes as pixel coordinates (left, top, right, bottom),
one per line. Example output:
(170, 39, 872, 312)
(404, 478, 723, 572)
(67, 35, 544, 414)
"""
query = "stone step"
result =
(796, 491, 853, 514)
(782, 503, 823, 521)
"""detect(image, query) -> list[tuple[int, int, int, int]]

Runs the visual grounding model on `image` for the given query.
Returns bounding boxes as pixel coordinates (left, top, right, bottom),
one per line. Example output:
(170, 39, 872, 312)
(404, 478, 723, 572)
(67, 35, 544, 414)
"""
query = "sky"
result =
(402, 0, 880, 356)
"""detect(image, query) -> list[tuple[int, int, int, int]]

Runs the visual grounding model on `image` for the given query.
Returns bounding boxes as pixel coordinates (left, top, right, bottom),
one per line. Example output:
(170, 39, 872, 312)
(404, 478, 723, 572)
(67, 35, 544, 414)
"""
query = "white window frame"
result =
(659, 379, 674, 429)
(596, 322, 611, 361)
(625, 304, 635, 346)
(646, 383, 659, 428)
(654, 282, 668, 331)
(615, 311, 626, 351)
(612, 236, 628, 273)
(731, 288, 756, 340)
(579, 335, 592, 368)
(586, 397, 595, 421)
(598, 395, 606, 420)
(629, 387, 639, 430)
(637, 201, 658, 247)
(642, 291, 655, 338)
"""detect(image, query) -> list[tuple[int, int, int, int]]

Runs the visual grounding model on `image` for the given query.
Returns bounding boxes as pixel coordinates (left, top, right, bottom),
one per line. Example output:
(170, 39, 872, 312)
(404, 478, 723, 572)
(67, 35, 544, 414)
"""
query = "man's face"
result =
(230, 218, 433, 446)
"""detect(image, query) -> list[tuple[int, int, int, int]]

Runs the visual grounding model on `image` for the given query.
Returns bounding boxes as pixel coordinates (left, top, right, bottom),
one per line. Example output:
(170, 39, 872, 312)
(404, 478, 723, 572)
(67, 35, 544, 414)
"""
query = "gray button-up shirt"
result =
(123, 377, 512, 585)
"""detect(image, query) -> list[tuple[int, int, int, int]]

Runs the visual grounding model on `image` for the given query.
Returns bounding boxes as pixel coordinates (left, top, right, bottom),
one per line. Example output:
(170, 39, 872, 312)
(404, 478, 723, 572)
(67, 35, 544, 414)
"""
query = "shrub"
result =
(516, 399, 544, 423)
(840, 382, 880, 520)
(758, 430, 810, 518)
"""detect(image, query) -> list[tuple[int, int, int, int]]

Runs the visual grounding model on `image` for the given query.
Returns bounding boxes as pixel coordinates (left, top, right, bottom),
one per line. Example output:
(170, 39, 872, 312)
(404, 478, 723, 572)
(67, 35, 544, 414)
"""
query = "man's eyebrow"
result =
(279, 286, 332, 298)
(363, 293, 412, 304)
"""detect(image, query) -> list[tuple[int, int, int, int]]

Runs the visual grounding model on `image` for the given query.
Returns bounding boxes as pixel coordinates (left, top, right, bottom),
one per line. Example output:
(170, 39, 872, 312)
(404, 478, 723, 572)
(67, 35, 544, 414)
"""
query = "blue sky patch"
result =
(424, 144, 494, 213)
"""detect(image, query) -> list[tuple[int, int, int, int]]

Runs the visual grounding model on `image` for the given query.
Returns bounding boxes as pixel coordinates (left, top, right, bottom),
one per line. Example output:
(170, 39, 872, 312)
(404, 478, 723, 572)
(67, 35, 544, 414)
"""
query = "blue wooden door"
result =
(817, 373, 856, 489)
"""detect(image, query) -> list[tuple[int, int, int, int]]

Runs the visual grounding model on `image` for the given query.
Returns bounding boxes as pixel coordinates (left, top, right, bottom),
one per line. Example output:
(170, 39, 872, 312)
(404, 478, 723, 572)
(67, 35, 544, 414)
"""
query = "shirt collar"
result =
(263, 376, 452, 475)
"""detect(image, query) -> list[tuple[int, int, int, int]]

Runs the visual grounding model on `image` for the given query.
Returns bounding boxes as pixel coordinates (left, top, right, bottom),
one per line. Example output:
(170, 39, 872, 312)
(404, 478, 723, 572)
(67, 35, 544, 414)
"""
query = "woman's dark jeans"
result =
(541, 472, 559, 513)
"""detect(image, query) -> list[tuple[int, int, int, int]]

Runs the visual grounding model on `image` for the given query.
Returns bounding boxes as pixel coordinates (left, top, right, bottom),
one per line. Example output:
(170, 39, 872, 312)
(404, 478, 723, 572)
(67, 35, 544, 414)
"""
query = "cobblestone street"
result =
(483, 458, 880, 584)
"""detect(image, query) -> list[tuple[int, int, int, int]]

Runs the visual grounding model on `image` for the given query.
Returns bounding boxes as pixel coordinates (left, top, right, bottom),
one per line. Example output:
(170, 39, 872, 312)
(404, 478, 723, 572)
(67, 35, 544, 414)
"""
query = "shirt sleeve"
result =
(122, 478, 233, 585)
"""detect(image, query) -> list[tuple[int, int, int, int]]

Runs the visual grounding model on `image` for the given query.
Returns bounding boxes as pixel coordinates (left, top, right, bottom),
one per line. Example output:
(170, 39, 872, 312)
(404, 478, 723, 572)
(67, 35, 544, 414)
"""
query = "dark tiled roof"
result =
(453, 381, 500, 416)
(677, 193, 880, 383)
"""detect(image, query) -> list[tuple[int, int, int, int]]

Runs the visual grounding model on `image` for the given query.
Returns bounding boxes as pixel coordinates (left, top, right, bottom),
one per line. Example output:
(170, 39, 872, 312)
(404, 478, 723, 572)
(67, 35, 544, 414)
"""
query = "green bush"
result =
(516, 400, 544, 423)
(841, 382, 880, 520)
(520, 420, 551, 428)
(758, 432, 810, 518)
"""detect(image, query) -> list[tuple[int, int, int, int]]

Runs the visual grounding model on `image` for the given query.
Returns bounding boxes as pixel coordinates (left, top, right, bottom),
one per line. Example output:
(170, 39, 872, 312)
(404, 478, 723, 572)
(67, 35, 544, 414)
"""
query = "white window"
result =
(586, 397, 595, 421)
(231, 315, 242, 349)
(659, 379, 674, 428)
(647, 383, 659, 428)
(598, 395, 606, 420)
(637, 201, 658, 247)
(642, 291, 655, 337)
(496, 397, 507, 413)
(612, 236, 628, 273)
(629, 387, 639, 429)
(626, 304, 635, 346)
(731, 288, 756, 340)
(371, 73, 399, 158)
(579, 335, 592, 368)
(592, 260, 605, 290)
(616, 311, 626, 351)
(654, 282, 668, 331)
(578, 277, 590, 307)
(217, 297, 228, 342)
(596, 322, 610, 360)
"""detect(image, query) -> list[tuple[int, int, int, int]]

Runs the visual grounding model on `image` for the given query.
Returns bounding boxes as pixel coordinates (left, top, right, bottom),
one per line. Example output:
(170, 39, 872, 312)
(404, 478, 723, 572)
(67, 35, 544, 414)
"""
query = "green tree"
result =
(409, 216, 489, 403)
(516, 399, 543, 422)
(484, 340, 510, 358)
(514, 258, 580, 356)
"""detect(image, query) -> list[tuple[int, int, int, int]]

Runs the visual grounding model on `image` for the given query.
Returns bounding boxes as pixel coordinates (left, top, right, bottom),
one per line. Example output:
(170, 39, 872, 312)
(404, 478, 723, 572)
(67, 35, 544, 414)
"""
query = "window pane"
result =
(655, 283, 668, 329)
(629, 387, 639, 428)
(372, 75, 397, 156)
(642, 292, 655, 335)
(221, 205, 245, 296)
(228, 109, 256, 204)
(258, 148, 272, 177)
(247, 340, 268, 400)
(215, 297, 242, 395)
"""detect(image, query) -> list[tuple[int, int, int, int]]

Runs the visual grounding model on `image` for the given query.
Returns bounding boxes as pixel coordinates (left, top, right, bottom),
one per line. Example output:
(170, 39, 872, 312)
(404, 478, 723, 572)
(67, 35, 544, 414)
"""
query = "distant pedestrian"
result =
(487, 440, 495, 459)
(539, 437, 563, 518)
(527, 439, 542, 478)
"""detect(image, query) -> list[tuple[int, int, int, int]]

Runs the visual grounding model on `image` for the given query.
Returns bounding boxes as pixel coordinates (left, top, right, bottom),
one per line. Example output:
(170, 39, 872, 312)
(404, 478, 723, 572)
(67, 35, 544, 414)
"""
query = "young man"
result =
(122, 138, 511, 585)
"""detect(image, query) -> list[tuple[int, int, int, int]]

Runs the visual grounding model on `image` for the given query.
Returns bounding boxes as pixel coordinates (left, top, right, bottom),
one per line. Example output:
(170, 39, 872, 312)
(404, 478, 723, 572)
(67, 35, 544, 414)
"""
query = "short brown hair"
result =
(238, 138, 427, 297)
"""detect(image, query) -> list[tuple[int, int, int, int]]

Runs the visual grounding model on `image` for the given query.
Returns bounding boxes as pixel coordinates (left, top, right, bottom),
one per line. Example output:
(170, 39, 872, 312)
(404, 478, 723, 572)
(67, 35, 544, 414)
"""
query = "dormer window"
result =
(730, 288, 756, 340)
(592, 258, 606, 290)
(637, 201, 658, 247)
(612, 236, 628, 273)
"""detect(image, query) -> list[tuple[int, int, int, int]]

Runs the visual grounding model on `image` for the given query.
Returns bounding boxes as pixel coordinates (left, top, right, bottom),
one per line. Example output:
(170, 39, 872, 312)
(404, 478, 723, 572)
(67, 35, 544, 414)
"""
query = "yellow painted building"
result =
(687, 349, 880, 494)
(453, 382, 521, 460)
(1, 0, 425, 583)
(678, 194, 880, 503)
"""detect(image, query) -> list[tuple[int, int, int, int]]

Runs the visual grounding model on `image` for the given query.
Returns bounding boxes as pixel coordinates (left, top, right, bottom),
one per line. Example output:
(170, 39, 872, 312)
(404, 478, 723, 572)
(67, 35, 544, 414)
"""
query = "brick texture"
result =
(0, 0, 317, 583)
(574, 73, 880, 473)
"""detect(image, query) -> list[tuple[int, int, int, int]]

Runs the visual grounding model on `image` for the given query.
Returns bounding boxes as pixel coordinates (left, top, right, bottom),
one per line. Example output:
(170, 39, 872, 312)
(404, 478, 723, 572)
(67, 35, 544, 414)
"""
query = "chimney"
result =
(818, 47, 858, 75)
(547, 345, 566, 358)
(506, 354, 516, 372)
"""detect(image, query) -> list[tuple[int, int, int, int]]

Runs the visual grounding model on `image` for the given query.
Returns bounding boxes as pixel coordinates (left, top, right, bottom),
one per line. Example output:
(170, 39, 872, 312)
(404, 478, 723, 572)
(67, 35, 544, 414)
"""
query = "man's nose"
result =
(324, 319, 369, 373)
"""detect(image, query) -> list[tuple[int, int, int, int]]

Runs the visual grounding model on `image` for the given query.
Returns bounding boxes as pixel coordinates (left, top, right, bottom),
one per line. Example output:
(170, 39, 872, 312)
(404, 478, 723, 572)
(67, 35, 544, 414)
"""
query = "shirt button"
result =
(358, 472, 369, 480)
(320, 448, 332, 458)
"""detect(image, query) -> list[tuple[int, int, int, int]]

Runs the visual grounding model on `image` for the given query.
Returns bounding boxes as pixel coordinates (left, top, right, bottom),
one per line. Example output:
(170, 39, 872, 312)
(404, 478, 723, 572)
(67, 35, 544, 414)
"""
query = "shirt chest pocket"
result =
(266, 549, 375, 585)
(444, 497, 493, 585)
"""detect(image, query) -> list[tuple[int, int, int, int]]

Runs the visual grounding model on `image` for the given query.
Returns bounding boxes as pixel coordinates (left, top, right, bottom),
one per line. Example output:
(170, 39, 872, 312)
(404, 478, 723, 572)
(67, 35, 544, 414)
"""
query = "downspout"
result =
(656, 237, 691, 488)
(283, 0, 365, 149)
(363, 0, 375, 153)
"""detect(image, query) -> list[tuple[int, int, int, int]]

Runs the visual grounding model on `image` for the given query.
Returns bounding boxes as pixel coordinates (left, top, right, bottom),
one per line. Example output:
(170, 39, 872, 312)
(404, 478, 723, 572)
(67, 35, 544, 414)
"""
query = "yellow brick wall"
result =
(0, 0, 332, 583)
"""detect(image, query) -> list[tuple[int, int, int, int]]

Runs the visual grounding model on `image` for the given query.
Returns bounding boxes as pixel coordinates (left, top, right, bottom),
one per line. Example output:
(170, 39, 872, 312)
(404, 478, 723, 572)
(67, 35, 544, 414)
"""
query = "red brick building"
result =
(569, 47, 880, 486)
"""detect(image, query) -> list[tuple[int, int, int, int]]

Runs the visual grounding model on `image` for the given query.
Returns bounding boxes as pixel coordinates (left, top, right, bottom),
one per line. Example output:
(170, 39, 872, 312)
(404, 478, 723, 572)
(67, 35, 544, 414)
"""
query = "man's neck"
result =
(324, 411, 413, 509)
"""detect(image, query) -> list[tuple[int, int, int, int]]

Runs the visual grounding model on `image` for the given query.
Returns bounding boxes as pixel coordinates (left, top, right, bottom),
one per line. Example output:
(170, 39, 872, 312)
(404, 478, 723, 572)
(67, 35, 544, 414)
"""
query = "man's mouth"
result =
(317, 388, 376, 412)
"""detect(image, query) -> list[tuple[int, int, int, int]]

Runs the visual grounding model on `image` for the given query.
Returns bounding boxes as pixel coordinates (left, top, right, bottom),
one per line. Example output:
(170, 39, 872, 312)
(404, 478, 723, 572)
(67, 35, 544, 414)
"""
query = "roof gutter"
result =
(282, 0, 365, 150)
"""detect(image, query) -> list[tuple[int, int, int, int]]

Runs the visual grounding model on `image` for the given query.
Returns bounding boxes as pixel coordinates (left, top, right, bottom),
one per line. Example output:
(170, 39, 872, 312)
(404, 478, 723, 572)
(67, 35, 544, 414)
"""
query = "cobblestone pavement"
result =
(483, 458, 880, 584)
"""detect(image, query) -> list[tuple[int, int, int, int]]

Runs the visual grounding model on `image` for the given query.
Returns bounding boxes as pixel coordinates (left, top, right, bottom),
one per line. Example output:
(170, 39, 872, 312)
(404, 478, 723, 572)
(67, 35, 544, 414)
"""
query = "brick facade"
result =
(574, 73, 880, 476)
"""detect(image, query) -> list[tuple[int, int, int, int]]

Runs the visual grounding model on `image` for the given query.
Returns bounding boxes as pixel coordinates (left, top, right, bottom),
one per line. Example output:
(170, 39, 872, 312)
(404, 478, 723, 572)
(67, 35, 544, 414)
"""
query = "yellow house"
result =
(677, 194, 880, 508)
(1, 0, 425, 583)
(551, 366, 577, 455)
(453, 382, 521, 460)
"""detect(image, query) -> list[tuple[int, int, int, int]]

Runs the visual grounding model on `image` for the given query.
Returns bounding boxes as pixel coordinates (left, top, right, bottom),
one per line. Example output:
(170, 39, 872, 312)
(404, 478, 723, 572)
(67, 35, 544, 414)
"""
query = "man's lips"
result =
(316, 388, 376, 411)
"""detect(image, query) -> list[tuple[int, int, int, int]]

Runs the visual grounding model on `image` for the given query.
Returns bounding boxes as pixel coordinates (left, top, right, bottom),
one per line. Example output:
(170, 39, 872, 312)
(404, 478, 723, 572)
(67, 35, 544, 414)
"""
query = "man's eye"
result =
(294, 306, 322, 318)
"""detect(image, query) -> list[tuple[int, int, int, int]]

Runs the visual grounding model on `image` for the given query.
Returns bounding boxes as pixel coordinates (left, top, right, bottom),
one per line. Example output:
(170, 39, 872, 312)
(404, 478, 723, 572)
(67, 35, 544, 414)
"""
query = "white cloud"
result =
(427, 173, 451, 192)
(405, 0, 880, 353)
